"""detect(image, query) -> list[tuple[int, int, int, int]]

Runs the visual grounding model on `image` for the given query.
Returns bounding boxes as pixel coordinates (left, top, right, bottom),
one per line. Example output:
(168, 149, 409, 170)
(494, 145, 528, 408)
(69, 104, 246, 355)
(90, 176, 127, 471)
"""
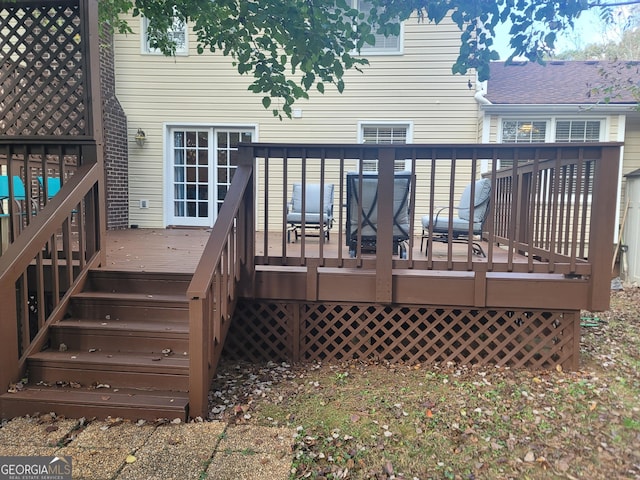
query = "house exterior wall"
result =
(100, 27, 129, 229)
(622, 116, 640, 203)
(113, 14, 480, 229)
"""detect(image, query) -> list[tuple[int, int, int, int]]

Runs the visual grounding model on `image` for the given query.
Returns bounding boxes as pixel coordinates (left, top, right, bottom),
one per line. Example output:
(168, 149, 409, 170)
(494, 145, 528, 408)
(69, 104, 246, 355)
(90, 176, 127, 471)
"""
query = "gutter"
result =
(480, 103, 638, 115)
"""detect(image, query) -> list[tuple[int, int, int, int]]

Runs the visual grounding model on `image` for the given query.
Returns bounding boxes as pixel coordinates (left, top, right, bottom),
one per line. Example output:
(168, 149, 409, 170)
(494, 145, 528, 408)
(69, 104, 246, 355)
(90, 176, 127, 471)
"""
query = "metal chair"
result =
(0, 175, 37, 252)
(420, 178, 491, 257)
(286, 183, 334, 242)
(38, 176, 62, 199)
(346, 171, 411, 258)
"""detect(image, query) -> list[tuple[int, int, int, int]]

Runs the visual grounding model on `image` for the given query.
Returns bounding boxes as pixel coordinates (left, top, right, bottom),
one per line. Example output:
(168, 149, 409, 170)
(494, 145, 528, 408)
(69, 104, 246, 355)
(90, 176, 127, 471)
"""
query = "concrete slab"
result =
(0, 417, 79, 447)
(205, 451, 292, 480)
(116, 422, 225, 480)
(72, 421, 154, 449)
(63, 446, 130, 480)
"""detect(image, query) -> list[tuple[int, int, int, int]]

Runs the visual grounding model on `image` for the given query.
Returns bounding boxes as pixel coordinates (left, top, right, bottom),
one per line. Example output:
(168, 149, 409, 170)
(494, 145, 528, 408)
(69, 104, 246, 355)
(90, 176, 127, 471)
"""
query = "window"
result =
(501, 120, 548, 143)
(359, 123, 411, 171)
(555, 120, 601, 142)
(355, 0, 402, 54)
(142, 16, 188, 55)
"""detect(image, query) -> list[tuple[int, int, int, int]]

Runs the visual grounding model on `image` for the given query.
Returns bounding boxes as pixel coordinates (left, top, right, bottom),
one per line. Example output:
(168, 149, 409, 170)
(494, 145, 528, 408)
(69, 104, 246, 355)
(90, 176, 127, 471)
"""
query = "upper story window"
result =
(142, 16, 188, 55)
(355, 0, 402, 54)
(359, 122, 411, 171)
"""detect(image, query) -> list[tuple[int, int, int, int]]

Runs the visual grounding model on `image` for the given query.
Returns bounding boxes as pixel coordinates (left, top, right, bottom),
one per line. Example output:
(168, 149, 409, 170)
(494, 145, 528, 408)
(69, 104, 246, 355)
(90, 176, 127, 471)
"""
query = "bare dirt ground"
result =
(208, 288, 640, 480)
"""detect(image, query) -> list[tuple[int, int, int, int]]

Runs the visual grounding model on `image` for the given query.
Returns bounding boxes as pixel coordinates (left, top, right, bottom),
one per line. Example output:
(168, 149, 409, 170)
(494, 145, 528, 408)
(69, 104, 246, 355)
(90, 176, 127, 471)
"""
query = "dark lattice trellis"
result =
(224, 300, 580, 370)
(1, 1, 89, 136)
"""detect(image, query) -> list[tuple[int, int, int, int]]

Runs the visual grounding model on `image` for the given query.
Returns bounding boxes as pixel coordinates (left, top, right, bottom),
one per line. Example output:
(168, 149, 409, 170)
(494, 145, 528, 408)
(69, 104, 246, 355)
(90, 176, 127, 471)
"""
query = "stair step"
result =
(27, 350, 189, 391)
(69, 292, 189, 321)
(0, 386, 189, 421)
(85, 270, 192, 296)
(50, 319, 189, 354)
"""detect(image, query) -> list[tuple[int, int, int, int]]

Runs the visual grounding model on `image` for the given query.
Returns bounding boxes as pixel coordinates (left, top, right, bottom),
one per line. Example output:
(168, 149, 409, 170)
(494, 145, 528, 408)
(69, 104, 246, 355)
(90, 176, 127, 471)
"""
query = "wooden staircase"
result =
(0, 270, 195, 421)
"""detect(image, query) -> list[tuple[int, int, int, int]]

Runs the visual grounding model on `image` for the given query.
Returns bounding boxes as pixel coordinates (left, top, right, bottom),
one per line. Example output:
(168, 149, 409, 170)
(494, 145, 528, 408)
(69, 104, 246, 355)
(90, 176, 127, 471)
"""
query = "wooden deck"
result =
(104, 228, 210, 273)
(103, 228, 543, 273)
(1, 0, 621, 421)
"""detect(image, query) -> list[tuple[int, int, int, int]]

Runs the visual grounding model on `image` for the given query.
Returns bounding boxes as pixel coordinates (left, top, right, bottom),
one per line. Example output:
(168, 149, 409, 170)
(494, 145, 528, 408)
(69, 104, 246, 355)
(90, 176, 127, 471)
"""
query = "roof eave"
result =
(481, 103, 638, 116)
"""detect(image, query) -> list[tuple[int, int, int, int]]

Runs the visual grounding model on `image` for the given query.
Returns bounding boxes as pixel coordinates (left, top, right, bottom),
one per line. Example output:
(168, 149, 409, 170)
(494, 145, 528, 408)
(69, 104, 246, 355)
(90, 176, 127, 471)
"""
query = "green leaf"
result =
(262, 96, 271, 109)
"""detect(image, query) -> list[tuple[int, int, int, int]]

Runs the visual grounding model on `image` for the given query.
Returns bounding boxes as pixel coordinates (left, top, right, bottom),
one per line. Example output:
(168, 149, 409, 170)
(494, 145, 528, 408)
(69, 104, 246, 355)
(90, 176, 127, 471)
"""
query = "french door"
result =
(167, 127, 253, 227)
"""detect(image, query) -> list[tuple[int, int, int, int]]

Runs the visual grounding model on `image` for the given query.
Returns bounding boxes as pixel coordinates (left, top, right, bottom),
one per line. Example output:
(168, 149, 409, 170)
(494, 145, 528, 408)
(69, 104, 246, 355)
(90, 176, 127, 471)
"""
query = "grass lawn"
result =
(210, 288, 640, 479)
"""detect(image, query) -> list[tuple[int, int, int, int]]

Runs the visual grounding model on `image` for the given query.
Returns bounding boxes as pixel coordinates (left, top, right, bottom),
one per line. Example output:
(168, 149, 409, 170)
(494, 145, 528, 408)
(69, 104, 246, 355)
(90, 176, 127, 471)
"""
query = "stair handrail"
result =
(187, 157, 254, 418)
(0, 160, 103, 394)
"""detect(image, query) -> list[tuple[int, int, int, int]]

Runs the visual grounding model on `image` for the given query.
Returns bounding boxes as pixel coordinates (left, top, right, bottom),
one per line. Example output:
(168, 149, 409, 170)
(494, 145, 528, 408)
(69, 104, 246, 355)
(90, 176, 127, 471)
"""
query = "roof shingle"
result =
(485, 60, 638, 105)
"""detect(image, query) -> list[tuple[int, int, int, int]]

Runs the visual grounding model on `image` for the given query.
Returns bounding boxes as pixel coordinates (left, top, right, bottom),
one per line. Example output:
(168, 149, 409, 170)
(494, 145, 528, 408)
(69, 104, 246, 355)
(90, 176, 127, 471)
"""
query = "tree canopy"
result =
(100, 0, 637, 117)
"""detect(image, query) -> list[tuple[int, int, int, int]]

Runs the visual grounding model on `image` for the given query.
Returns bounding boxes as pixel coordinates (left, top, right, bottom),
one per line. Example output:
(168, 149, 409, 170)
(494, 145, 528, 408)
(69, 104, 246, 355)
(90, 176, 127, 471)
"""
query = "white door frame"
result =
(163, 123, 257, 228)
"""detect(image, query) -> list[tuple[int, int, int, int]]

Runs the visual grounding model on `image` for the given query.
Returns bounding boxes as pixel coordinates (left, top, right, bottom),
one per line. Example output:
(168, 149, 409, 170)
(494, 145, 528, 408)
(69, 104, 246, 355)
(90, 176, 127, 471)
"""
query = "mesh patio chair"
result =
(286, 183, 335, 242)
(420, 178, 491, 257)
(346, 171, 411, 258)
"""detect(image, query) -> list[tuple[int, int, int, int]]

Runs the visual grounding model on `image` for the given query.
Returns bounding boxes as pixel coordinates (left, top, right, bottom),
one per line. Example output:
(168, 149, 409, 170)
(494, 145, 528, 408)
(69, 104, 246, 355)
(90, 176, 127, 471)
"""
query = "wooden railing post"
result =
(518, 171, 532, 255)
(588, 145, 620, 310)
(0, 278, 19, 396)
(238, 146, 255, 298)
(188, 297, 209, 419)
(376, 147, 394, 304)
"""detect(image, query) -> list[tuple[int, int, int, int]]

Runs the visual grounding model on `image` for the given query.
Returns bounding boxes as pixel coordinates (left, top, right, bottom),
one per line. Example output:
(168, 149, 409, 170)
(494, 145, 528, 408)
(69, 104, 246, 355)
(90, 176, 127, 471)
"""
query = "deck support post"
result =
(565, 310, 581, 371)
(588, 146, 620, 311)
(375, 148, 394, 304)
(306, 259, 318, 301)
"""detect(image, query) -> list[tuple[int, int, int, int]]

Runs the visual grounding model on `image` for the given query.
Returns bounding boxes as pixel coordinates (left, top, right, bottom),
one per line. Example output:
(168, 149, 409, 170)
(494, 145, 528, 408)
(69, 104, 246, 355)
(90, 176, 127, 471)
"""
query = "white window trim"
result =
(498, 116, 606, 143)
(140, 17, 189, 56)
(357, 120, 413, 171)
(357, 120, 414, 144)
(352, 0, 404, 56)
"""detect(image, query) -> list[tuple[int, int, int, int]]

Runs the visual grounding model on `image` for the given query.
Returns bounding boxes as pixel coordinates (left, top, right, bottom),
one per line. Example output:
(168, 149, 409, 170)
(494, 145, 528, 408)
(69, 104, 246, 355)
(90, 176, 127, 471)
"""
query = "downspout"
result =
(474, 80, 491, 106)
(475, 79, 492, 173)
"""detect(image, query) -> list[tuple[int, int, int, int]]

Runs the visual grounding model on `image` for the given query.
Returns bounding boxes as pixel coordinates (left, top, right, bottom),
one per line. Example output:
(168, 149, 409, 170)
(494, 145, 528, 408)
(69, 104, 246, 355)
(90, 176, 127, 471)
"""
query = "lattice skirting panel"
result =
(223, 300, 580, 370)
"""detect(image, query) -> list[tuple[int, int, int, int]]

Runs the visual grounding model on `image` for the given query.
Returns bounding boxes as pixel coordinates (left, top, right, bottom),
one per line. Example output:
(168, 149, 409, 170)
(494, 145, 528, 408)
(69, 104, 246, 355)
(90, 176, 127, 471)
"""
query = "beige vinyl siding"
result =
(114, 14, 480, 228)
(621, 116, 640, 215)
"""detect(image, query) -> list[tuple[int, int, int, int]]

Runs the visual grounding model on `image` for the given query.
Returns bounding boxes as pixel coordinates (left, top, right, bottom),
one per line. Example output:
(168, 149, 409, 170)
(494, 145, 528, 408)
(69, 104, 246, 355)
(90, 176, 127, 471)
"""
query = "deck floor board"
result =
(103, 228, 546, 274)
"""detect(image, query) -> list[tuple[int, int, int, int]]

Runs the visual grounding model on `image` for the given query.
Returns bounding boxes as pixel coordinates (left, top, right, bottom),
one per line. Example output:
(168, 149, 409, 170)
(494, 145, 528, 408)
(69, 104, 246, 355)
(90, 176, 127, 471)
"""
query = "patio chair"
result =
(420, 178, 491, 257)
(0, 176, 37, 250)
(38, 176, 62, 199)
(286, 183, 335, 242)
(38, 176, 78, 220)
(346, 171, 412, 258)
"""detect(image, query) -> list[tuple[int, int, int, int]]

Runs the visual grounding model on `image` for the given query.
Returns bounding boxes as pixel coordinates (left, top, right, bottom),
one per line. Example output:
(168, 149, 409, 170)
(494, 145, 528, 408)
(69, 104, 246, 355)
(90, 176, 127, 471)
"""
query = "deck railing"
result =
(0, 140, 105, 395)
(246, 142, 620, 309)
(187, 150, 255, 418)
(0, 0, 104, 394)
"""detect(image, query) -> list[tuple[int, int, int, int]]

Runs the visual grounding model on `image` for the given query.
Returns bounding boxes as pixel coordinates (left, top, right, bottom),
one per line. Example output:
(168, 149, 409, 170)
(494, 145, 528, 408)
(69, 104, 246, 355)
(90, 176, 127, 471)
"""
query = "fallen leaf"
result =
(45, 426, 59, 433)
(589, 401, 598, 411)
(426, 409, 433, 418)
(125, 455, 136, 464)
(524, 451, 536, 462)
(350, 414, 360, 423)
